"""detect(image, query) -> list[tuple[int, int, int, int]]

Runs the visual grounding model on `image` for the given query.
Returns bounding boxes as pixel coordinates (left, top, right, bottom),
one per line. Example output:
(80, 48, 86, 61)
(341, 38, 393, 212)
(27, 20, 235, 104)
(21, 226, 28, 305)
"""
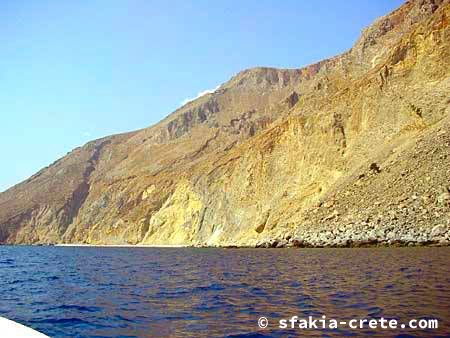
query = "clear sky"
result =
(0, 0, 404, 192)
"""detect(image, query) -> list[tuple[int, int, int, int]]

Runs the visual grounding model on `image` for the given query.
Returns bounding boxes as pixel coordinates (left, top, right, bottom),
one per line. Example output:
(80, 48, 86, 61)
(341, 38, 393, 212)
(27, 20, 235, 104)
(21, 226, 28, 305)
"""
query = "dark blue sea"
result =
(0, 246, 449, 337)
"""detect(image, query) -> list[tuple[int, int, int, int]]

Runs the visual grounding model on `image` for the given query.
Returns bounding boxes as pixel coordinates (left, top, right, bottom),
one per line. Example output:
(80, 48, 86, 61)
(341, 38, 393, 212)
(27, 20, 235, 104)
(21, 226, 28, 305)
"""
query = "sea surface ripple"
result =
(0, 246, 449, 337)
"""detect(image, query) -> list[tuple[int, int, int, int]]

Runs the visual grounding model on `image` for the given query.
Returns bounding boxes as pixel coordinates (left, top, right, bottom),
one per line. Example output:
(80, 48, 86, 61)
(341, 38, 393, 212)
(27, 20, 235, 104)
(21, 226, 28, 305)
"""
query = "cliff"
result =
(1, 0, 449, 247)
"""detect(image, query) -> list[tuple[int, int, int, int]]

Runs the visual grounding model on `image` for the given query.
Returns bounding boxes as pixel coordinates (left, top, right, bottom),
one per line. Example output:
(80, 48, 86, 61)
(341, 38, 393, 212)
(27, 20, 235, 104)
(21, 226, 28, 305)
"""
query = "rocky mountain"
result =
(1, 0, 449, 247)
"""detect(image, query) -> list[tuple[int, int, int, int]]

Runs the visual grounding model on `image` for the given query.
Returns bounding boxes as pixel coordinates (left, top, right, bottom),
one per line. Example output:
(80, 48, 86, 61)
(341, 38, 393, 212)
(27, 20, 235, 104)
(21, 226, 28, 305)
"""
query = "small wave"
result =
(8, 278, 39, 285)
(226, 333, 273, 338)
(31, 317, 90, 325)
(113, 315, 134, 323)
(45, 276, 60, 281)
(53, 305, 102, 313)
(192, 283, 225, 293)
(0, 259, 14, 265)
(367, 306, 383, 317)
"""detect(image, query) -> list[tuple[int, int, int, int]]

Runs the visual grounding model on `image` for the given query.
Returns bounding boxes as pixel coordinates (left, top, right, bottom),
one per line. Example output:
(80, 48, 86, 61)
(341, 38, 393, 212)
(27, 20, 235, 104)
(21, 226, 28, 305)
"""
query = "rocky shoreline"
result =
(255, 223, 450, 248)
(254, 239, 449, 249)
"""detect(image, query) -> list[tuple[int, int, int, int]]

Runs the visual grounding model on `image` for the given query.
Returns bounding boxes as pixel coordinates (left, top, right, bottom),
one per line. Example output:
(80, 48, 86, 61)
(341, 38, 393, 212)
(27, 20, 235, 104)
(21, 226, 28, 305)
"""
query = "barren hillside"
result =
(1, 0, 449, 247)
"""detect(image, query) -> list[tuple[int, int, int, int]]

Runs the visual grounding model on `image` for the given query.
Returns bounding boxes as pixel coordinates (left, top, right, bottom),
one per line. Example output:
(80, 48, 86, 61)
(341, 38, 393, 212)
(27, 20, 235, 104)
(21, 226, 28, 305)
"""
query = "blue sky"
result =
(0, 0, 404, 192)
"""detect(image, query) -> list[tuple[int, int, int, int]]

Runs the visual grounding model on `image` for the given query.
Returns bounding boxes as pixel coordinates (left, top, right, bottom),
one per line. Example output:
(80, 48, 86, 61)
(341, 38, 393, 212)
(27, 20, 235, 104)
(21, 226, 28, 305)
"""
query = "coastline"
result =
(4, 224, 450, 249)
(55, 244, 189, 248)
(23, 241, 450, 249)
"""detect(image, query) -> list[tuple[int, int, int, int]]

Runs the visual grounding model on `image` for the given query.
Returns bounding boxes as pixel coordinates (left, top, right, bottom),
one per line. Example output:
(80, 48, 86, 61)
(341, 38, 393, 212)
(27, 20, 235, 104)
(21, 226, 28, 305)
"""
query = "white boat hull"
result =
(0, 317, 49, 337)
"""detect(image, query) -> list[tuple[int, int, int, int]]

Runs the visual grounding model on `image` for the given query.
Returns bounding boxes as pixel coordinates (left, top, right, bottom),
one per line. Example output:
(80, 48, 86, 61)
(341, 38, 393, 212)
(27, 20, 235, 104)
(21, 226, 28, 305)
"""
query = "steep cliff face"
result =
(1, 0, 449, 246)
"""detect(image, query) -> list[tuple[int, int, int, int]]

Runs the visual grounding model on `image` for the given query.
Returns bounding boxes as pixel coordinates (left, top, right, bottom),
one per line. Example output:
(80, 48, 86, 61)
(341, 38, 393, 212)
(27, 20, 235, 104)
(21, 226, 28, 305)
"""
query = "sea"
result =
(0, 246, 449, 337)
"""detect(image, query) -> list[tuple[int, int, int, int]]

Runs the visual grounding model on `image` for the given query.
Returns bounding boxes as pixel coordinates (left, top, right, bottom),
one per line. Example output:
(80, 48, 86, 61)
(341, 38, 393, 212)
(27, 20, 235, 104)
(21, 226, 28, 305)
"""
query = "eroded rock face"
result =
(1, 0, 449, 246)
